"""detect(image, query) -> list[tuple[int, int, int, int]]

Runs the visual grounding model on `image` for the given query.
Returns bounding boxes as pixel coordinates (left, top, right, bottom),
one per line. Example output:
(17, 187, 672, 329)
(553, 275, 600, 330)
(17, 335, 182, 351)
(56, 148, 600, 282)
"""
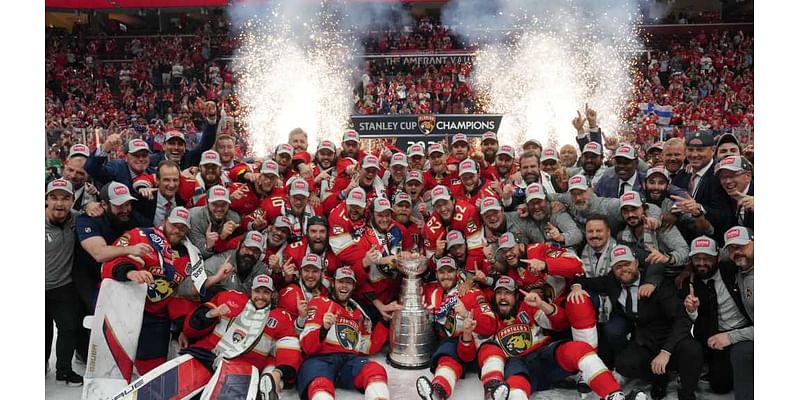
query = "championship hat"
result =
(614, 144, 636, 160)
(390, 153, 408, 168)
(494, 275, 517, 292)
(480, 197, 503, 214)
(497, 232, 518, 250)
(104, 182, 137, 206)
(68, 144, 90, 158)
(346, 187, 368, 208)
(431, 185, 451, 204)
(126, 139, 150, 154)
(525, 182, 546, 202)
(568, 175, 589, 192)
(302, 253, 324, 270)
(689, 236, 718, 257)
(207, 185, 230, 204)
(541, 148, 559, 162)
(393, 191, 412, 206)
(459, 159, 479, 176)
(165, 130, 186, 143)
(167, 206, 191, 226)
(724, 226, 752, 248)
(436, 256, 458, 271)
(609, 245, 636, 265)
(373, 197, 392, 213)
(46, 179, 73, 196)
(582, 141, 603, 155)
(619, 191, 643, 209)
(260, 160, 280, 176)
(252, 274, 275, 291)
(334, 267, 357, 282)
(445, 230, 465, 249)
(200, 150, 222, 166)
(242, 231, 265, 250)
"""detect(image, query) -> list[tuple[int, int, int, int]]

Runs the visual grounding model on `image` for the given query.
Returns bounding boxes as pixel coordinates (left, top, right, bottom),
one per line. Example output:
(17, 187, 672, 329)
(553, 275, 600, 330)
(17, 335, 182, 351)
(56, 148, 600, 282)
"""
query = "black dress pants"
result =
(45, 283, 83, 374)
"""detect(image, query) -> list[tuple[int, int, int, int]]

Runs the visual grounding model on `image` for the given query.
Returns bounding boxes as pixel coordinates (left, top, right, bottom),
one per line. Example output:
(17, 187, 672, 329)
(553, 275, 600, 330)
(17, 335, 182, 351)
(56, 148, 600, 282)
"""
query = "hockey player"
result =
(449, 158, 500, 209)
(494, 232, 598, 348)
(254, 177, 322, 243)
(477, 276, 646, 400)
(181, 274, 302, 400)
(101, 225, 195, 374)
(423, 185, 485, 273)
(415, 256, 497, 400)
(282, 216, 340, 278)
(297, 267, 391, 400)
(278, 253, 330, 332)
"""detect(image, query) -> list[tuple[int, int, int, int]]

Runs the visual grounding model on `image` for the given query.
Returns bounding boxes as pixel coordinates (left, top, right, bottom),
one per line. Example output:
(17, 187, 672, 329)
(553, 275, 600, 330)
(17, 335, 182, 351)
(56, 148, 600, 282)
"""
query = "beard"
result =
(309, 239, 327, 254)
(236, 252, 258, 274)
(107, 211, 136, 232)
(491, 296, 518, 320)
(693, 263, 718, 280)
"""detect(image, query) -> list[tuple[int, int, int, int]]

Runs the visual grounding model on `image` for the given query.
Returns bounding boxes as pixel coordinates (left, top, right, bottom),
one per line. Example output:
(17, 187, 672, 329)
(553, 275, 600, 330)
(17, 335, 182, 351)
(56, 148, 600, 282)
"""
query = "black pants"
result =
(45, 283, 83, 374)
(72, 272, 99, 361)
(705, 340, 754, 400)
(598, 314, 631, 369)
(615, 337, 702, 400)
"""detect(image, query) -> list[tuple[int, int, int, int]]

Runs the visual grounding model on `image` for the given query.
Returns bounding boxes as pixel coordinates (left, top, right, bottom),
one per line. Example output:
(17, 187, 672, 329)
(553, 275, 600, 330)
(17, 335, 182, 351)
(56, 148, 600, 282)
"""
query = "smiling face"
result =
(300, 265, 323, 290)
(716, 142, 740, 161)
(519, 156, 540, 184)
(316, 148, 335, 169)
(717, 169, 751, 197)
(347, 204, 365, 222)
(333, 278, 355, 302)
(434, 198, 454, 221)
(163, 220, 189, 246)
(570, 188, 592, 212)
(372, 209, 393, 232)
(621, 205, 644, 228)
(215, 137, 236, 164)
(208, 200, 229, 222)
(308, 224, 328, 253)
(494, 287, 517, 318)
(662, 143, 686, 173)
(162, 137, 186, 162)
(690, 253, 718, 280)
(612, 259, 640, 285)
(451, 142, 469, 160)
(157, 164, 181, 199)
(614, 157, 636, 181)
(726, 243, 753, 270)
(585, 219, 610, 251)
(250, 286, 273, 309)
(126, 150, 150, 174)
(645, 175, 669, 202)
(436, 266, 459, 291)
(686, 142, 714, 170)
(495, 154, 514, 176)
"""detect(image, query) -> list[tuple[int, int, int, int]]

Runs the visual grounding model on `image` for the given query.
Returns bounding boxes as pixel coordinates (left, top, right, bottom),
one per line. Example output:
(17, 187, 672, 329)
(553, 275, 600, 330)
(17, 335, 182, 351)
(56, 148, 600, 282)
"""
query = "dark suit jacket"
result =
(84, 156, 136, 191)
(675, 262, 753, 344)
(725, 180, 754, 231)
(148, 119, 218, 171)
(671, 161, 736, 242)
(594, 171, 647, 199)
(576, 128, 604, 153)
(133, 193, 187, 227)
(577, 272, 693, 354)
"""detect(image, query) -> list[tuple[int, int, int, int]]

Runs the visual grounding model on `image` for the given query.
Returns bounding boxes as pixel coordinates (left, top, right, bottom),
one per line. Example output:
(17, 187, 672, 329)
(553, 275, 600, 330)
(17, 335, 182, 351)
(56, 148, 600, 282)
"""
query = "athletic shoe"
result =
(258, 374, 279, 400)
(55, 370, 84, 387)
(605, 390, 649, 400)
(416, 376, 446, 400)
(484, 379, 509, 400)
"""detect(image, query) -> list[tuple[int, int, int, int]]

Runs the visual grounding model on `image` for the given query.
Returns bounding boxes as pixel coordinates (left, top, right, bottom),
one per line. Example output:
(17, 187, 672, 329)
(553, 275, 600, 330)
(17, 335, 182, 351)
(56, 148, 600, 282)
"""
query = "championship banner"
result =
(351, 114, 503, 150)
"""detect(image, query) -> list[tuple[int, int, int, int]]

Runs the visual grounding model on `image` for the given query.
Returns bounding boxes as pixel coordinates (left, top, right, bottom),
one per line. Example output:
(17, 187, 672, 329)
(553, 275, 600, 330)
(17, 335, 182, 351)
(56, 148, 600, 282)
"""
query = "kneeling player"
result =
(297, 267, 390, 400)
(181, 275, 302, 399)
(478, 276, 646, 400)
(416, 256, 498, 400)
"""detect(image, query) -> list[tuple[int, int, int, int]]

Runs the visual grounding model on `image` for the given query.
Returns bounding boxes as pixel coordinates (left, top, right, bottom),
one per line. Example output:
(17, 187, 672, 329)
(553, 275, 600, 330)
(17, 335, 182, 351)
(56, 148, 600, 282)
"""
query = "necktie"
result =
(165, 200, 173, 216)
(706, 279, 719, 333)
(688, 174, 699, 196)
(619, 182, 629, 197)
(594, 252, 603, 275)
(625, 286, 635, 319)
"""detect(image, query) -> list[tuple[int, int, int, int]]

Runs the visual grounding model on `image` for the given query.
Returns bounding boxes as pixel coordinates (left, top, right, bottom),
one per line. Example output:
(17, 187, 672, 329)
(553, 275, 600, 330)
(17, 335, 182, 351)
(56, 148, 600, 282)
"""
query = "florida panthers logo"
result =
(232, 328, 247, 344)
(497, 324, 534, 356)
(336, 321, 360, 350)
(146, 276, 176, 302)
(418, 115, 436, 135)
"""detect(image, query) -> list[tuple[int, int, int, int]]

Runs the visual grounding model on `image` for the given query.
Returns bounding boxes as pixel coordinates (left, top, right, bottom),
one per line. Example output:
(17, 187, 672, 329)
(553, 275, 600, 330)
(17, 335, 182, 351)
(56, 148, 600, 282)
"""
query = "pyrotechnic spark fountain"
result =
(231, 4, 356, 157)
(444, 0, 644, 148)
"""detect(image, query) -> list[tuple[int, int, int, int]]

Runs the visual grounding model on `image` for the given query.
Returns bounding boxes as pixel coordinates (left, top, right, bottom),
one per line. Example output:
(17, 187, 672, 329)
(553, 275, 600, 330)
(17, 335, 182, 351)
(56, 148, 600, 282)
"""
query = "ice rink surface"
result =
(46, 335, 734, 400)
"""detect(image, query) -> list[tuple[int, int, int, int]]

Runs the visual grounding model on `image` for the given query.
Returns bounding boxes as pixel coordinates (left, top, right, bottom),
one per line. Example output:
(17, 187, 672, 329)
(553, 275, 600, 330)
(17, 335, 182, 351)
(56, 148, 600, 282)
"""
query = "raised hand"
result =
(205, 224, 220, 249)
(520, 258, 546, 273)
(684, 283, 700, 313)
(322, 303, 337, 330)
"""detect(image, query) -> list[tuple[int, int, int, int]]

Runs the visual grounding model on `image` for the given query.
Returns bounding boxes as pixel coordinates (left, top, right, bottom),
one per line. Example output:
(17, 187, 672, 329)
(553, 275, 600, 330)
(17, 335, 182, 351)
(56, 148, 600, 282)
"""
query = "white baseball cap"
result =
(289, 179, 310, 197)
(47, 179, 74, 196)
(126, 139, 150, 154)
(525, 182, 546, 202)
(362, 155, 380, 170)
(459, 159, 479, 176)
(481, 131, 498, 143)
(260, 160, 280, 176)
(346, 187, 367, 208)
(68, 144, 90, 158)
(689, 236, 718, 257)
(373, 197, 392, 213)
(200, 150, 222, 166)
(431, 185, 451, 204)
(105, 182, 136, 206)
(568, 175, 589, 192)
(390, 153, 408, 168)
(619, 191, 643, 209)
(252, 274, 275, 291)
(582, 142, 603, 155)
(614, 144, 636, 160)
(242, 231, 265, 251)
(724, 226, 752, 248)
(335, 266, 357, 282)
(207, 185, 230, 204)
(609, 245, 636, 265)
(167, 206, 191, 226)
(480, 197, 502, 214)
(541, 148, 559, 162)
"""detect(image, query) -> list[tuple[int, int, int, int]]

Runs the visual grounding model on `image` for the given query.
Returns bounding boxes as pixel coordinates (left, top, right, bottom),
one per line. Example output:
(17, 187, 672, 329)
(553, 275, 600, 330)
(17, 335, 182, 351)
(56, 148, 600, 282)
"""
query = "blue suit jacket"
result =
(594, 172, 647, 199)
(84, 155, 137, 191)
(148, 119, 218, 171)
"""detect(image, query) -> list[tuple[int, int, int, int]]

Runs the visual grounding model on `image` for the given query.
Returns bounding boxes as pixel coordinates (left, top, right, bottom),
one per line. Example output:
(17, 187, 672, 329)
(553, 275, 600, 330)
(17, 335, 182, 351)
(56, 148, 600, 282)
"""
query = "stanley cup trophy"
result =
(387, 253, 434, 369)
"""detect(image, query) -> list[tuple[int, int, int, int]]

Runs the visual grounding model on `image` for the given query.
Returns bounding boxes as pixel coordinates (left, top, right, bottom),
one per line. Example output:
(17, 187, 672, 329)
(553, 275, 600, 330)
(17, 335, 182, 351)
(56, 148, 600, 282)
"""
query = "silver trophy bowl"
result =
(387, 254, 434, 369)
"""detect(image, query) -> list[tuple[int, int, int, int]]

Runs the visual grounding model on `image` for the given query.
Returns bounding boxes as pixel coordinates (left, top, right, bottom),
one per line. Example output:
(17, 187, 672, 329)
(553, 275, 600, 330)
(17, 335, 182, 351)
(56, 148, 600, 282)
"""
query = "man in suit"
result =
(570, 245, 702, 400)
(661, 138, 688, 182)
(62, 143, 98, 212)
(148, 101, 219, 170)
(594, 144, 647, 199)
(715, 156, 754, 231)
(85, 137, 152, 191)
(134, 160, 184, 227)
(670, 131, 735, 243)
(677, 235, 753, 399)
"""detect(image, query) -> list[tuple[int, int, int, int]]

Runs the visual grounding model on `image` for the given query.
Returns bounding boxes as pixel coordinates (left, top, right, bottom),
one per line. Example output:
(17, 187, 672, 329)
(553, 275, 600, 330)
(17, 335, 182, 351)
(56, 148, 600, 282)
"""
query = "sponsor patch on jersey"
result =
(267, 317, 278, 329)
(518, 311, 530, 325)
(332, 226, 344, 235)
(546, 249, 563, 258)
(497, 324, 534, 356)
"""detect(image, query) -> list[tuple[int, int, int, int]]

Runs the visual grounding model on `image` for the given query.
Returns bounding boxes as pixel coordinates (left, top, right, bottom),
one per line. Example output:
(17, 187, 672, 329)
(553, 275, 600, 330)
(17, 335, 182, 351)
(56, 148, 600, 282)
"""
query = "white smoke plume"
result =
(442, 0, 645, 149)
(228, 0, 411, 156)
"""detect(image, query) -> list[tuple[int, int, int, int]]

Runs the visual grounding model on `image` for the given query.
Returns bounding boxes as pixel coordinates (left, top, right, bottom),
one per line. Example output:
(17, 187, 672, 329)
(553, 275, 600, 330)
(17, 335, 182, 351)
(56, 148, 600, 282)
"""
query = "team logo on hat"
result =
(726, 229, 741, 240)
(619, 145, 632, 153)
(527, 185, 541, 194)
(213, 187, 226, 196)
(544, 149, 556, 157)
(447, 232, 460, 242)
(351, 191, 364, 200)
(569, 176, 583, 185)
(418, 115, 436, 135)
(585, 142, 600, 151)
(622, 192, 636, 201)
(433, 186, 446, 196)
(613, 247, 628, 257)
(113, 186, 129, 195)
(722, 157, 736, 165)
(176, 209, 189, 219)
(53, 180, 68, 188)
(250, 232, 263, 243)
(256, 275, 270, 284)
(695, 239, 710, 248)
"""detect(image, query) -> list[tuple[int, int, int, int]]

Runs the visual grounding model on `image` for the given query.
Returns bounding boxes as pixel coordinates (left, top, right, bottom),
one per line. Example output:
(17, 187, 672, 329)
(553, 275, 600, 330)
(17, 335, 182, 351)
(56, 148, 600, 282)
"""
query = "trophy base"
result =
(386, 352, 430, 370)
